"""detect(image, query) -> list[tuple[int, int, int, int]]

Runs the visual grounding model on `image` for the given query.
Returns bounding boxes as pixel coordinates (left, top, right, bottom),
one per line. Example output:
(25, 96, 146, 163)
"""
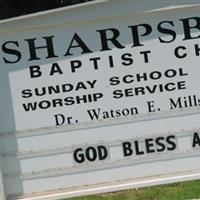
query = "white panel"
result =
(1, 1, 200, 200)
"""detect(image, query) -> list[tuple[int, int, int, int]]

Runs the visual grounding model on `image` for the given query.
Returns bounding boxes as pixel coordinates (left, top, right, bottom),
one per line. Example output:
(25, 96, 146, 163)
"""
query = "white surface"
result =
(1, 1, 200, 200)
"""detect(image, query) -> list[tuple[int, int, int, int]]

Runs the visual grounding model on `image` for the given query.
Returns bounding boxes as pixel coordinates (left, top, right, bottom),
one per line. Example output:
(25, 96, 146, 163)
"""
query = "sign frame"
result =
(1, 1, 200, 200)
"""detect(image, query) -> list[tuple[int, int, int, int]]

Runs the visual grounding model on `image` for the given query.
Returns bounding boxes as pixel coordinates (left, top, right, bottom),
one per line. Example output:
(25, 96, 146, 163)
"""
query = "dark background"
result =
(0, 0, 93, 20)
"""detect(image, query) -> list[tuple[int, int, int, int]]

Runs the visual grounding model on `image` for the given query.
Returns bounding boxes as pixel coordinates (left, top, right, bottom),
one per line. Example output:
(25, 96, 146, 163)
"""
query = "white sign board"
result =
(5, 5, 200, 132)
(1, 1, 200, 199)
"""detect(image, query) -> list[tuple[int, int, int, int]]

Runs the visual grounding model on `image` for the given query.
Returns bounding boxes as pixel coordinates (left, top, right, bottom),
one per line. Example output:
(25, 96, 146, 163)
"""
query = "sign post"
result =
(1, 1, 200, 199)
(0, 161, 5, 200)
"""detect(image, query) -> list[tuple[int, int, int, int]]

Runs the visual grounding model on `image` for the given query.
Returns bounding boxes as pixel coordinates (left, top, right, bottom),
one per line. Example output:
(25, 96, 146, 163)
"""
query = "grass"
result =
(65, 180, 200, 200)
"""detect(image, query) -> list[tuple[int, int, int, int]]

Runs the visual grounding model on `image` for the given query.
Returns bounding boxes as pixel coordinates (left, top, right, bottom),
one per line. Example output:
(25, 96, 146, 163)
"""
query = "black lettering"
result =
(64, 33, 92, 56)
(109, 76, 120, 86)
(2, 41, 22, 63)
(73, 148, 85, 163)
(140, 50, 151, 63)
(123, 75, 134, 84)
(50, 63, 63, 76)
(122, 142, 133, 157)
(170, 97, 183, 109)
(86, 147, 97, 162)
(121, 53, 133, 66)
(64, 97, 75, 105)
(98, 146, 108, 160)
(145, 138, 155, 153)
(195, 44, 200, 56)
(134, 140, 145, 155)
(147, 100, 156, 112)
(97, 28, 125, 51)
(93, 93, 103, 101)
(192, 132, 200, 148)
(70, 60, 82, 73)
(87, 108, 101, 120)
(54, 114, 65, 126)
(155, 137, 166, 152)
(174, 46, 187, 59)
(21, 89, 32, 98)
(180, 17, 200, 40)
(129, 24, 152, 47)
(166, 135, 176, 151)
(158, 21, 176, 43)
(25, 36, 58, 61)
(22, 102, 37, 111)
(89, 57, 101, 70)
(29, 65, 42, 78)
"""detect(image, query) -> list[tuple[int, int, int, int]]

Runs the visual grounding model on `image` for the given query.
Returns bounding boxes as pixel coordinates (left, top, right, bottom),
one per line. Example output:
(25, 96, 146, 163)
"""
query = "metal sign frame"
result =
(1, 1, 200, 200)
